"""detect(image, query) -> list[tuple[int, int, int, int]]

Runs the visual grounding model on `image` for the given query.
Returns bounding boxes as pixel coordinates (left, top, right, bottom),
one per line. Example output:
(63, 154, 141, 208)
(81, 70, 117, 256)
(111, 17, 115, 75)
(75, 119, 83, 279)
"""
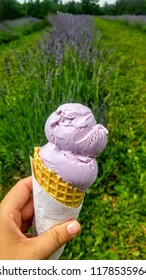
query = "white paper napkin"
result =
(30, 157, 83, 259)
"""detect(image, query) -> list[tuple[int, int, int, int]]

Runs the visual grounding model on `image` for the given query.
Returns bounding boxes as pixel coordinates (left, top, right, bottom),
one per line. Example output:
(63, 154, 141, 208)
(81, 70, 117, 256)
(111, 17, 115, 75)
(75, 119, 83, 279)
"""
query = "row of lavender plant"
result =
(33, 14, 99, 107)
(101, 15, 146, 29)
(0, 14, 108, 184)
(0, 17, 42, 32)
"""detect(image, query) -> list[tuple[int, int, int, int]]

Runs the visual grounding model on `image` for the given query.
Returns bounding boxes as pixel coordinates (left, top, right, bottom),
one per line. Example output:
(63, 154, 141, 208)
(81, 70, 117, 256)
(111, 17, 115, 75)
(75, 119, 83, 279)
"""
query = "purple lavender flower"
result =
(5, 57, 11, 77)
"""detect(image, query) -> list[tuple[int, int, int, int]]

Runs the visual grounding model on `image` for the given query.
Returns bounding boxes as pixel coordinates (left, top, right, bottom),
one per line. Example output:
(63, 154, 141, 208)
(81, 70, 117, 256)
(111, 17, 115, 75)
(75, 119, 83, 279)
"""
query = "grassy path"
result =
(90, 18, 146, 259)
(94, 17, 146, 193)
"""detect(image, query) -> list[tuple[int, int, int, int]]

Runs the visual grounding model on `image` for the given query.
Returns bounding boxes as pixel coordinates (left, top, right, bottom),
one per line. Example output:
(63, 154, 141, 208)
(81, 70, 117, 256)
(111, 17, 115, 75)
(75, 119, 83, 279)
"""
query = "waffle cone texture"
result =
(33, 147, 85, 208)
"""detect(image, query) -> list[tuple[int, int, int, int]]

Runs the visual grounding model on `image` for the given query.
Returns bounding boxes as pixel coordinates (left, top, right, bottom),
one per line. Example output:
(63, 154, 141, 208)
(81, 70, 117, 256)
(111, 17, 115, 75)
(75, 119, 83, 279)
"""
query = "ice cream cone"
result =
(33, 147, 85, 208)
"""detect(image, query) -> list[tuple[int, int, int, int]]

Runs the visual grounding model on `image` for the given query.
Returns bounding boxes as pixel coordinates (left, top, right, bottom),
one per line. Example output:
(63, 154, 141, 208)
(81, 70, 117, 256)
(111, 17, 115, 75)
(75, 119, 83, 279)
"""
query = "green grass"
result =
(0, 16, 146, 260)
(0, 27, 52, 189)
(0, 29, 45, 58)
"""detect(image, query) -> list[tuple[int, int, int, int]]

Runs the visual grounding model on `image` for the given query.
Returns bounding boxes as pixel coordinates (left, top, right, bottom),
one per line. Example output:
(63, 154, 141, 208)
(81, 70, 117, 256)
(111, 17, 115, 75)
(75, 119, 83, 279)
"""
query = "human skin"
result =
(0, 176, 81, 260)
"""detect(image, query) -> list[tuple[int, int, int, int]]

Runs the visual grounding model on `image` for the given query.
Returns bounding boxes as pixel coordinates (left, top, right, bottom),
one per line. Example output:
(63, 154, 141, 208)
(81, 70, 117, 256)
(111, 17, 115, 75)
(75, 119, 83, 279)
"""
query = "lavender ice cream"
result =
(39, 103, 108, 192)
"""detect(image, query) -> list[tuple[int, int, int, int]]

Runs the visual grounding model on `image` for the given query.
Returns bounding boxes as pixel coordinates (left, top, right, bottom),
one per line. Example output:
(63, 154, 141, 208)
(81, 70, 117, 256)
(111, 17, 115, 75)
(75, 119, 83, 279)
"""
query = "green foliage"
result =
(0, 0, 58, 22)
(1, 0, 146, 20)
(59, 0, 146, 16)
(81, 0, 100, 15)
(101, 0, 146, 15)
(0, 31, 13, 44)
(0, 0, 25, 21)
(114, 0, 146, 15)
(26, 0, 58, 19)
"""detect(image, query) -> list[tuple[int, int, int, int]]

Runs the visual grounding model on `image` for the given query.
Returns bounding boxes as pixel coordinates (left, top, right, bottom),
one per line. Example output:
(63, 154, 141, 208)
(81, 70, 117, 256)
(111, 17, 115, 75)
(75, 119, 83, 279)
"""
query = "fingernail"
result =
(67, 221, 81, 236)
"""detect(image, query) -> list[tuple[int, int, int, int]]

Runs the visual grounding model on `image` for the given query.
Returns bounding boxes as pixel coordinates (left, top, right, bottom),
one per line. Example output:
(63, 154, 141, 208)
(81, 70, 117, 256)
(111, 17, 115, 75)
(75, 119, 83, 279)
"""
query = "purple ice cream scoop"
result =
(39, 103, 108, 192)
(38, 142, 97, 192)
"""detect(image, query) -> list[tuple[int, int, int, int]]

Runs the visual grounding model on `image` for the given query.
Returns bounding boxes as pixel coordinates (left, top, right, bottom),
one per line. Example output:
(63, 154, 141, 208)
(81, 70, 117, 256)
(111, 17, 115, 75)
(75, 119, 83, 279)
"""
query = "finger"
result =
(27, 220, 81, 260)
(21, 196, 34, 222)
(1, 177, 32, 212)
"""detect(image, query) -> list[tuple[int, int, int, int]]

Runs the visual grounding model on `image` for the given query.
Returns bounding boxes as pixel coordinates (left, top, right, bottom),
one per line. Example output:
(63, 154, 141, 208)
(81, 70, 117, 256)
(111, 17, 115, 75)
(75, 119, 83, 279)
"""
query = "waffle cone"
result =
(33, 147, 85, 208)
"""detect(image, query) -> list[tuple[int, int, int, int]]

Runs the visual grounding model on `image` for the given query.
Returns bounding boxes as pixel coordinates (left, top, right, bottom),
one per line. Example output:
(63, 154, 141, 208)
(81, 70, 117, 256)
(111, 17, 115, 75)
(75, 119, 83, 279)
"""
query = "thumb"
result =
(30, 220, 81, 260)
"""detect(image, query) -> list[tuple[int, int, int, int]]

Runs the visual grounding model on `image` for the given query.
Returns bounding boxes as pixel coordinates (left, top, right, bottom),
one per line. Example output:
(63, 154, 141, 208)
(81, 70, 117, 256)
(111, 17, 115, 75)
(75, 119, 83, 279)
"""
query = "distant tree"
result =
(0, 0, 24, 21)
(81, 0, 100, 15)
(81, 0, 90, 14)
(65, 1, 76, 14)
(114, 0, 146, 15)
(25, 0, 58, 19)
(100, 0, 146, 15)
(100, 2, 115, 15)
(1, 0, 146, 22)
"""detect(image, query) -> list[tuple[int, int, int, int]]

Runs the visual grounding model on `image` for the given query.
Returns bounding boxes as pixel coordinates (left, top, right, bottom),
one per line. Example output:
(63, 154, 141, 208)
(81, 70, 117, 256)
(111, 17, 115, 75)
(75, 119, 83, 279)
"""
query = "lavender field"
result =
(0, 15, 146, 260)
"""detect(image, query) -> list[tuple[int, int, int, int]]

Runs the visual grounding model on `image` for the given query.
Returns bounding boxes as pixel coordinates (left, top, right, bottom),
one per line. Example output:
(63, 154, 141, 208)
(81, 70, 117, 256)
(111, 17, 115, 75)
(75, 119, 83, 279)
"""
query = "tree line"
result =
(0, 0, 58, 21)
(0, 0, 146, 21)
(102, 0, 146, 15)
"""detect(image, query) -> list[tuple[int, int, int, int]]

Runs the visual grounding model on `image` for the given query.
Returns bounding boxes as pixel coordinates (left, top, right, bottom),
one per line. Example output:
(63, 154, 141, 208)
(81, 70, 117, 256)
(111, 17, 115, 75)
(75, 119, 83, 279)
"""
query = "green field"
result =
(0, 16, 146, 260)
